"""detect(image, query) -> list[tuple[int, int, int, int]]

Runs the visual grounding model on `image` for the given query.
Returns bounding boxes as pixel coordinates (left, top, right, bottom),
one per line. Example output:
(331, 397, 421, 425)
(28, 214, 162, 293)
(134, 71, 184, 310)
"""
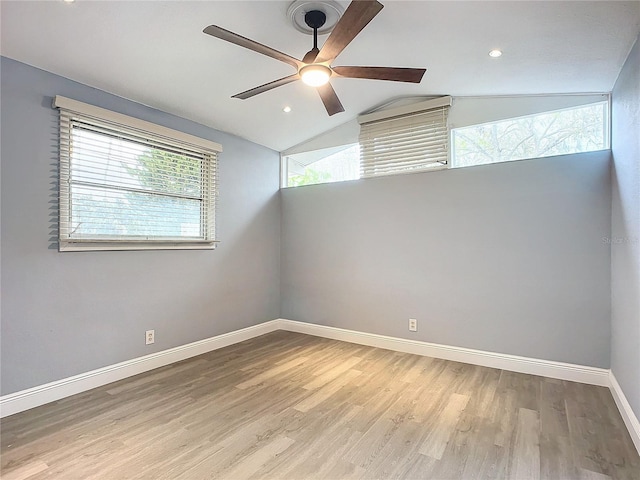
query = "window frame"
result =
(54, 96, 222, 252)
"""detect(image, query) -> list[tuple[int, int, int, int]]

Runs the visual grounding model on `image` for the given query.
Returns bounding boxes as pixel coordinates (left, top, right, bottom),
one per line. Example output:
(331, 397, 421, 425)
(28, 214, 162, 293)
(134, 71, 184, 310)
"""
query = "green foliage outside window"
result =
(288, 168, 332, 187)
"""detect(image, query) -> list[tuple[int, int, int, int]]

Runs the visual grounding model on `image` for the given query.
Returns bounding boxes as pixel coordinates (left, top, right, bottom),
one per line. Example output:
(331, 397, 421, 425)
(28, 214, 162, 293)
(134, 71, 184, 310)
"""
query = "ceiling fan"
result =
(203, 0, 426, 116)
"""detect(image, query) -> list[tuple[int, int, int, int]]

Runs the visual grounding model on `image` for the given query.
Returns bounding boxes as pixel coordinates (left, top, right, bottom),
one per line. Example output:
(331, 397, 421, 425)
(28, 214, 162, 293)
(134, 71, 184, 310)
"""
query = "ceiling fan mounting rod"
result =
(304, 10, 326, 51)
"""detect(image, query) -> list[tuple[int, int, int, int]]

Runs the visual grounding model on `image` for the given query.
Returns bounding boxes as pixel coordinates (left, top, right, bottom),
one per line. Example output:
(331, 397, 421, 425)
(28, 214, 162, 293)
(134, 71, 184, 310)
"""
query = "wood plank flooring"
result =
(1, 331, 638, 479)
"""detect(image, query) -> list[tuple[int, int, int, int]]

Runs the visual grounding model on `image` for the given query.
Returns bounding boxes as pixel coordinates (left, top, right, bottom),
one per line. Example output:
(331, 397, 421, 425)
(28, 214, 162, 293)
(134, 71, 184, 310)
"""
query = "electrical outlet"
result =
(409, 318, 417, 332)
(145, 329, 155, 345)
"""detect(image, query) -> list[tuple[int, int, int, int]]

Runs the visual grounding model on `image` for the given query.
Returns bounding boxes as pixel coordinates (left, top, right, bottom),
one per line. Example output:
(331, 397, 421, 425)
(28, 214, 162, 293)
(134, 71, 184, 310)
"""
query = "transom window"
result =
(451, 101, 609, 168)
(282, 97, 451, 188)
(359, 104, 449, 178)
(283, 144, 360, 187)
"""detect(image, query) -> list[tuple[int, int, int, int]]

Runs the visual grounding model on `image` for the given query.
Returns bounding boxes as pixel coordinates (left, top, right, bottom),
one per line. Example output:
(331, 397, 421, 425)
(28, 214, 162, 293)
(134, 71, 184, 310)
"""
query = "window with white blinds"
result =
(359, 100, 450, 179)
(54, 96, 222, 251)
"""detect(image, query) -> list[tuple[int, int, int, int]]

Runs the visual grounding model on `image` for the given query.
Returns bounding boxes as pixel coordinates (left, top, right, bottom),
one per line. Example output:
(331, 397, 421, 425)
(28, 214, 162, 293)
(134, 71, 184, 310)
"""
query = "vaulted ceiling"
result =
(2, 1, 639, 151)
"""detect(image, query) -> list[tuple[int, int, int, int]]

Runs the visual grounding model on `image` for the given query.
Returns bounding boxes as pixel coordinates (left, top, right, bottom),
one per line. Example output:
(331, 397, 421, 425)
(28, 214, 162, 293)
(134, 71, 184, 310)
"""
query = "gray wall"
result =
(0, 57, 281, 395)
(281, 151, 612, 368)
(611, 35, 640, 418)
(0, 53, 625, 397)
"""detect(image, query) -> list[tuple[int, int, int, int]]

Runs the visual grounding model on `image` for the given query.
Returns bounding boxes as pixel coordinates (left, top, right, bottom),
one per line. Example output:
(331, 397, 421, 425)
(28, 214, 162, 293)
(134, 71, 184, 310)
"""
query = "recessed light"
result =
(63, 0, 75, 3)
(283, 106, 292, 113)
(488, 49, 503, 58)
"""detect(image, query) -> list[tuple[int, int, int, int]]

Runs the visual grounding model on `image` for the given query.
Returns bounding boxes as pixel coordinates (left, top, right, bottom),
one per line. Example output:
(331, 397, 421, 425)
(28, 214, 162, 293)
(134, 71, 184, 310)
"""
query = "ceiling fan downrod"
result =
(303, 10, 326, 62)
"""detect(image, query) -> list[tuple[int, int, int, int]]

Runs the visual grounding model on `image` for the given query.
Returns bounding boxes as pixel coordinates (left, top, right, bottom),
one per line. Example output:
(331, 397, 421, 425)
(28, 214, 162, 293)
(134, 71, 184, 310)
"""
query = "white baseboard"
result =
(2, 317, 633, 456)
(0, 320, 280, 418)
(608, 371, 640, 454)
(277, 319, 611, 386)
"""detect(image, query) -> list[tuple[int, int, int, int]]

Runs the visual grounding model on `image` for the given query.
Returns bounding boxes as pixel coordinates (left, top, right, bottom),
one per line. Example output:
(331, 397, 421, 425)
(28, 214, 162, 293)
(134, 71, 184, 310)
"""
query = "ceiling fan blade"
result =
(333, 66, 426, 83)
(203, 25, 302, 70)
(232, 74, 300, 100)
(316, 82, 345, 116)
(315, 0, 384, 64)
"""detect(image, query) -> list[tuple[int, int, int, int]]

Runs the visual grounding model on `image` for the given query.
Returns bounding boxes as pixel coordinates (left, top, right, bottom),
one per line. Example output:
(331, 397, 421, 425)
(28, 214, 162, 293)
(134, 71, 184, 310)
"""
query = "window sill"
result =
(59, 242, 217, 252)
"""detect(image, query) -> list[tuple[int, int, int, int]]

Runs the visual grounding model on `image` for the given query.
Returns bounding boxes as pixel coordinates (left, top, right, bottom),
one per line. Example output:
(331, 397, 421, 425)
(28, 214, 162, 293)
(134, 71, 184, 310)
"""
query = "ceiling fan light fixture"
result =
(300, 64, 332, 87)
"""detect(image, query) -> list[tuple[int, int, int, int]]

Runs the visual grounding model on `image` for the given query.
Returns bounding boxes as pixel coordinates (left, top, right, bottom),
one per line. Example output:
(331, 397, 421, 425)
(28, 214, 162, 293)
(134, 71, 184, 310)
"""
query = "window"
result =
(55, 96, 222, 251)
(282, 144, 360, 187)
(451, 101, 609, 168)
(359, 100, 450, 178)
(281, 96, 452, 188)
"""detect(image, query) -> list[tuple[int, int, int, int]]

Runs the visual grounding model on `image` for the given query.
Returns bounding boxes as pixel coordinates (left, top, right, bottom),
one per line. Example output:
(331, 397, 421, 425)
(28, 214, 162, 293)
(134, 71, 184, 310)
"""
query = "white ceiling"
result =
(1, 1, 639, 151)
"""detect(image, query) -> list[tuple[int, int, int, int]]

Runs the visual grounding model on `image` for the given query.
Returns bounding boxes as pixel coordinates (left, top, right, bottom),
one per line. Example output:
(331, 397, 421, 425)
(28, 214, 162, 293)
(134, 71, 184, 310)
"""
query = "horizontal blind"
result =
(359, 105, 449, 179)
(58, 107, 218, 249)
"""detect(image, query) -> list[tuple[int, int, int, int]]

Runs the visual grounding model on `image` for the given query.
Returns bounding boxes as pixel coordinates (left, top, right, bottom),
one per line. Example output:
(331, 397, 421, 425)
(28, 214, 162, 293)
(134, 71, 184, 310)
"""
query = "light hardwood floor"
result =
(1, 331, 639, 479)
